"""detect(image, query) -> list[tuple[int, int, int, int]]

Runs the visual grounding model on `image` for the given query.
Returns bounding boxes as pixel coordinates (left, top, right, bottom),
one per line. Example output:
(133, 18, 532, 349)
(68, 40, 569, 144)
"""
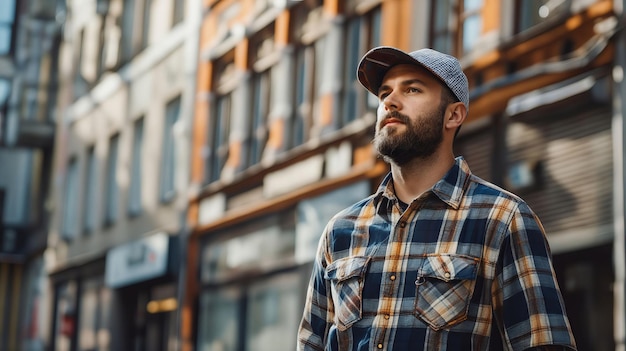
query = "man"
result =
(297, 46, 577, 350)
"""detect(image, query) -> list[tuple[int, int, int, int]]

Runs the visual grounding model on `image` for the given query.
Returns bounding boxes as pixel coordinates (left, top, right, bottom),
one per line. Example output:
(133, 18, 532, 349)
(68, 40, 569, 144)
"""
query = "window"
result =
(83, 146, 97, 234)
(120, 0, 151, 61)
(100, 0, 123, 72)
(197, 287, 241, 351)
(341, 6, 381, 126)
(62, 158, 79, 240)
(0, 78, 10, 138)
(73, 29, 88, 100)
(103, 134, 119, 226)
(53, 281, 78, 351)
(200, 212, 296, 283)
(128, 118, 144, 216)
(77, 278, 111, 351)
(430, 0, 455, 54)
(245, 274, 300, 350)
(553, 245, 614, 351)
(429, 0, 484, 55)
(247, 26, 275, 167)
(160, 97, 180, 202)
(197, 211, 299, 351)
(288, 1, 324, 149)
(206, 94, 231, 184)
(205, 53, 235, 185)
(0, 0, 15, 55)
(249, 70, 270, 166)
(290, 47, 310, 148)
(461, 0, 483, 53)
(140, 0, 151, 50)
(515, 0, 571, 33)
(172, 0, 185, 26)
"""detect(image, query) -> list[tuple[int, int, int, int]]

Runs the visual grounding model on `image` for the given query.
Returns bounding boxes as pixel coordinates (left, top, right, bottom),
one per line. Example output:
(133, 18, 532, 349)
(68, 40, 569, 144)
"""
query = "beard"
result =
(373, 105, 445, 166)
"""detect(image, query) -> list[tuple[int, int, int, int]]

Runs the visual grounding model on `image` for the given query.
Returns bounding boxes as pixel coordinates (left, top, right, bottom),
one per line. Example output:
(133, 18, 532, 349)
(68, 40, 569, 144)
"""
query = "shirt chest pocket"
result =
(324, 256, 371, 331)
(414, 254, 479, 331)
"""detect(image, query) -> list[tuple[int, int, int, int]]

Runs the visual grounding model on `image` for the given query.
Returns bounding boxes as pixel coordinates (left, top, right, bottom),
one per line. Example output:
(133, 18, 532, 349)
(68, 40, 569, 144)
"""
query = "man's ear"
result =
(445, 102, 467, 131)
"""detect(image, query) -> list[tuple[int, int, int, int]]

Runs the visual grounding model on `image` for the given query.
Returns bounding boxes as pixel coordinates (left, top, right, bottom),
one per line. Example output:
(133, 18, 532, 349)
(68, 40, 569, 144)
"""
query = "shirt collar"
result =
(373, 156, 471, 210)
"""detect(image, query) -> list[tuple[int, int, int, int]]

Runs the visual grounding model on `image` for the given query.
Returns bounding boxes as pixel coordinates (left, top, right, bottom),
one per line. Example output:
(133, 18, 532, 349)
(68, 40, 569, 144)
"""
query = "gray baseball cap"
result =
(357, 46, 469, 111)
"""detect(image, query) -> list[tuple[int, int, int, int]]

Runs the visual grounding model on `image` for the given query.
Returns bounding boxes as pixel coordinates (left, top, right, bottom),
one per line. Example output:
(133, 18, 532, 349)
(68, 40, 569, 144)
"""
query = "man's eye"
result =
(407, 87, 420, 93)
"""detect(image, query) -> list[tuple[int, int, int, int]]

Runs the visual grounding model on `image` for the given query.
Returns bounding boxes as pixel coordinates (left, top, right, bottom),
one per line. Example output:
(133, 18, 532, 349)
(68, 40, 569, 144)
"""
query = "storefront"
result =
(50, 232, 179, 351)
(194, 181, 371, 351)
(105, 232, 180, 351)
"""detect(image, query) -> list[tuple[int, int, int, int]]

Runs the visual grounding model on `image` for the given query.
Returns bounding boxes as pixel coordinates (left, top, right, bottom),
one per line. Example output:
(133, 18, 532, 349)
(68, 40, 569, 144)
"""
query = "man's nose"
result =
(381, 91, 401, 111)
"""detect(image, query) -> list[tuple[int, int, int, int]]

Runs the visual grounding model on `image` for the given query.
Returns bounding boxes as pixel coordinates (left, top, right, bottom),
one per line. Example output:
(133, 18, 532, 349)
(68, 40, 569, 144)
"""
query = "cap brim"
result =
(357, 46, 424, 96)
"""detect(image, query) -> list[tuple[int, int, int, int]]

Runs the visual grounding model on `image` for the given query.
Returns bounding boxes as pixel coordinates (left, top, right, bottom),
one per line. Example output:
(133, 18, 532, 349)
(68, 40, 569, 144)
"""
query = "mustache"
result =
(380, 111, 410, 126)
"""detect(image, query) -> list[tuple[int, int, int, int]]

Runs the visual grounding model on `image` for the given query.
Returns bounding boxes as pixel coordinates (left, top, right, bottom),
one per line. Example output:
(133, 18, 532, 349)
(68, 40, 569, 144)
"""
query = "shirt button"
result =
(444, 272, 451, 279)
(399, 221, 407, 228)
(384, 315, 390, 320)
(377, 344, 383, 349)
(390, 275, 396, 281)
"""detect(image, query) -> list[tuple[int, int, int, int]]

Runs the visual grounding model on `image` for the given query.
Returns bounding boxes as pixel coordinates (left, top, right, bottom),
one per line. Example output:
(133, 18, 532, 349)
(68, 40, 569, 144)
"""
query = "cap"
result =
(357, 46, 469, 111)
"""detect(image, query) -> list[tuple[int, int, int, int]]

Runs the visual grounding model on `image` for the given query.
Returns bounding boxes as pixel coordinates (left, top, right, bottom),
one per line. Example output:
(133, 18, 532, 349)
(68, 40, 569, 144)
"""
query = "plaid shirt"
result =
(297, 157, 577, 351)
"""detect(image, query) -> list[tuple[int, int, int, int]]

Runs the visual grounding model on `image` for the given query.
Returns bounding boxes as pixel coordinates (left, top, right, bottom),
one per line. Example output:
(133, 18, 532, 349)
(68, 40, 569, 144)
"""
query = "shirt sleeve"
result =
(492, 201, 577, 351)
(297, 228, 334, 351)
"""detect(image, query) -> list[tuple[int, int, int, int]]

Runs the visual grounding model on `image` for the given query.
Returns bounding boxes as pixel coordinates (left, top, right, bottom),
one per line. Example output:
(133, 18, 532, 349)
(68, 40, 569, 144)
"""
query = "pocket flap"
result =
(325, 256, 371, 282)
(418, 254, 478, 282)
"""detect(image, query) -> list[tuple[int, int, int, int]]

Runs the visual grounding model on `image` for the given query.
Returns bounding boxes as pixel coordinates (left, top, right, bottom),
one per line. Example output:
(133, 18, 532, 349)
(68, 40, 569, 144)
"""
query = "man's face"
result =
(373, 64, 448, 165)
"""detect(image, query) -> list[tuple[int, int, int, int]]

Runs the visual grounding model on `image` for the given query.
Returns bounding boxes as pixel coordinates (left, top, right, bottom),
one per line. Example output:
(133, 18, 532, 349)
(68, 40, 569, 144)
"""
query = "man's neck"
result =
(390, 152, 455, 204)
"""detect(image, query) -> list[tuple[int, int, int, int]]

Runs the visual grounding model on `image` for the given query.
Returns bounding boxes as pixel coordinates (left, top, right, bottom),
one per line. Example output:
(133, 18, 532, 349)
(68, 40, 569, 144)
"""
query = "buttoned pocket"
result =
(414, 254, 479, 330)
(324, 256, 371, 331)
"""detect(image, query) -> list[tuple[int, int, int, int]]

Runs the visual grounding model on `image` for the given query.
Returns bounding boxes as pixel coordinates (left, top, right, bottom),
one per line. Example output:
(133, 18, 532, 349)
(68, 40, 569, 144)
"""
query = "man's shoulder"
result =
(466, 173, 526, 206)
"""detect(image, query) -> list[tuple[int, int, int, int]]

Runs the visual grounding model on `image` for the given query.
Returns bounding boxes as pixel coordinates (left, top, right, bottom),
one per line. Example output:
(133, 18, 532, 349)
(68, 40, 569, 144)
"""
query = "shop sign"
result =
(105, 232, 170, 288)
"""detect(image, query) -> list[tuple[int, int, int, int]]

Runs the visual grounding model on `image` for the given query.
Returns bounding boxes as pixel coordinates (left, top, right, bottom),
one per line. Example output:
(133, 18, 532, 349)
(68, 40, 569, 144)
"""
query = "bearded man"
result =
(297, 46, 577, 351)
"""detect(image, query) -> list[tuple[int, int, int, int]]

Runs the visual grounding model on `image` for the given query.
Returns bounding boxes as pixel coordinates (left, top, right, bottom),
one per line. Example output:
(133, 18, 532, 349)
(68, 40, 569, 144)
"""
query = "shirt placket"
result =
(372, 199, 423, 350)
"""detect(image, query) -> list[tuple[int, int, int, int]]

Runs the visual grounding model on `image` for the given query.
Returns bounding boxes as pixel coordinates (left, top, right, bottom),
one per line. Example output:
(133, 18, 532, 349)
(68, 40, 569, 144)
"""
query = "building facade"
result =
(46, 0, 199, 350)
(0, 0, 62, 350)
(185, 1, 624, 351)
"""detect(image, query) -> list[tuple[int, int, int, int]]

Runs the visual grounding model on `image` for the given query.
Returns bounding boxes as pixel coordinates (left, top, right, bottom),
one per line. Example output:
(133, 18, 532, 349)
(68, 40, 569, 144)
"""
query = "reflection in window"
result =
(197, 288, 241, 351)
(246, 273, 300, 351)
